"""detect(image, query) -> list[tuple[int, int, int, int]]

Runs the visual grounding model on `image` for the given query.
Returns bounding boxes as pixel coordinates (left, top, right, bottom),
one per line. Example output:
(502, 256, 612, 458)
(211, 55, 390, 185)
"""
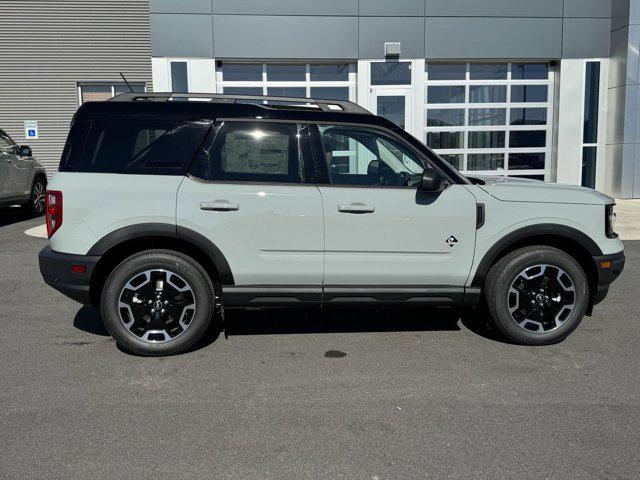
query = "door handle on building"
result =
(200, 200, 240, 211)
(337, 203, 375, 214)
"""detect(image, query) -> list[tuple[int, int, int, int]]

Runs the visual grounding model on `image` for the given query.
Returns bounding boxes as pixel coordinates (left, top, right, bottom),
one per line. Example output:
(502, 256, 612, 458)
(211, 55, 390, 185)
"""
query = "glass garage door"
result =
(215, 62, 357, 102)
(424, 62, 553, 180)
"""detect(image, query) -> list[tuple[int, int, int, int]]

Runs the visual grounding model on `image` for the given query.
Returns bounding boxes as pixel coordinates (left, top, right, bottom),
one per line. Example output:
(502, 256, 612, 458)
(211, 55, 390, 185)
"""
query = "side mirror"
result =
(19, 145, 32, 157)
(419, 169, 445, 192)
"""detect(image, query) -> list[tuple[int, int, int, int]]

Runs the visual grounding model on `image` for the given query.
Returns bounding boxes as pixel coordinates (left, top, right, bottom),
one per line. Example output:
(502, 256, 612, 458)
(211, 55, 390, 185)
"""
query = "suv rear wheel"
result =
(100, 249, 217, 356)
(484, 246, 589, 345)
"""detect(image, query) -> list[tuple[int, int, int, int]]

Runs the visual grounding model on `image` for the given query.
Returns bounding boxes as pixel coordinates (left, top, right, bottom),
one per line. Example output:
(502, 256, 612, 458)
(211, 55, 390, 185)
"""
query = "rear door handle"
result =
(337, 203, 375, 214)
(200, 200, 240, 211)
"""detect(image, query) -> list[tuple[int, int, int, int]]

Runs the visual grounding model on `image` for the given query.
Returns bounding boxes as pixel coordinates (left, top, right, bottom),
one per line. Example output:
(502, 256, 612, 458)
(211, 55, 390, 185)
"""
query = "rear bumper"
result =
(591, 250, 625, 306)
(38, 246, 100, 306)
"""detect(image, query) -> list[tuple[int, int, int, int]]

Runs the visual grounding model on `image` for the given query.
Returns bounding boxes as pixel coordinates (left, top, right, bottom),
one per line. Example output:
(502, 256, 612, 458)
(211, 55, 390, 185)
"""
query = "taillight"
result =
(45, 190, 63, 238)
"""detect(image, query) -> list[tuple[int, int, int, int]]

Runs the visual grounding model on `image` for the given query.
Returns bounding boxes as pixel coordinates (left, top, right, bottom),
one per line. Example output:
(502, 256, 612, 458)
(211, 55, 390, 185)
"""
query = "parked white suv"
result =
(39, 93, 625, 355)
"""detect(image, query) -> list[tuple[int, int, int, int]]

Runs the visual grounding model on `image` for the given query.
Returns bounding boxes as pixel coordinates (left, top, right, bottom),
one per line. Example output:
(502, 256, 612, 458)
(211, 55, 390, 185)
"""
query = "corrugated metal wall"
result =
(0, 0, 152, 174)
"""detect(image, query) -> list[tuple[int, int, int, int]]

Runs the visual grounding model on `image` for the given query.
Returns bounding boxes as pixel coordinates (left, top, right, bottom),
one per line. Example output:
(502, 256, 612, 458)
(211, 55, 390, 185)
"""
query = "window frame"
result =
(215, 61, 357, 102)
(187, 119, 316, 186)
(424, 62, 554, 180)
(77, 82, 147, 105)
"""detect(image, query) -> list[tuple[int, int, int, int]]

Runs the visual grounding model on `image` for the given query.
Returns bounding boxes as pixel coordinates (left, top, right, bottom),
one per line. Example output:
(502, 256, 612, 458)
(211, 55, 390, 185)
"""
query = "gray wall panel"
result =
(426, 0, 563, 18)
(611, 0, 630, 29)
(359, 17, 425, 58)
(212, 16, 358, 59)
(150, 13, 213, 57)
(627, 25, 640, 85)
(564, 0, 611, 18)
(631, 0, 640, 24)
(359, 0, 424, 16)
(212, 0, 357, 16)
(425, 18, 562, 59)
(609, 26, 631, 88)
(607, 85, 630, 145)
(562, 18, 611, 58)
(150, 0, 211, 14)
(0, 0, 152, 174)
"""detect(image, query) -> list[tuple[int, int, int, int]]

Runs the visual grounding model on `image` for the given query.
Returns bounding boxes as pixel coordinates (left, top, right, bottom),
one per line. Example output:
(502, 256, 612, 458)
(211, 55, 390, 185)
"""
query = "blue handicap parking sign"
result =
(27, 129, 36, 137)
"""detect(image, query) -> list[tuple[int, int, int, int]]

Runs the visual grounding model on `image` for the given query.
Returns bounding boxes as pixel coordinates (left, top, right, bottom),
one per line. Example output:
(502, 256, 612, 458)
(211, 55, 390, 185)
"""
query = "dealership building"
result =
(3, 0, 640, 198)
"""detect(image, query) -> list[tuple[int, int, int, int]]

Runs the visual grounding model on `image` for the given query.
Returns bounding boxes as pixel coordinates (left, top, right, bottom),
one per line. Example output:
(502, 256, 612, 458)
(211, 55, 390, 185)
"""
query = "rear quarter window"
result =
(75, 119, 211, 175)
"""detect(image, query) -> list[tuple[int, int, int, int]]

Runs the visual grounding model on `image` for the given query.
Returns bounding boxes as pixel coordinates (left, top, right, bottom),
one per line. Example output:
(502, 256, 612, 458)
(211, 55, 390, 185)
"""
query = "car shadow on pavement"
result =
(0, 207, 34, 228)
(224, 307, 462, 336)
(73, 306, 110, 336)
(72, 305, 509, 354)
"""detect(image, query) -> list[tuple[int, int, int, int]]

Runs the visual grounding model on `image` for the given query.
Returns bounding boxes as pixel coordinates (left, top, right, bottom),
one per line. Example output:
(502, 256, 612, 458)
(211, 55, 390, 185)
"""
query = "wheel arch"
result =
(33, 171, 47, 184)
(471, 224, 602, 297)
(87, 223, 234, 306)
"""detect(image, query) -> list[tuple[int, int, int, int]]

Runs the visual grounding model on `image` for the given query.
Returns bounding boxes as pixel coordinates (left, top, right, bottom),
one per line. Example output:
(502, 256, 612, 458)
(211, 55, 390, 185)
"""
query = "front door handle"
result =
(200, 200, 240, 211)
(337, 203, 375, 214)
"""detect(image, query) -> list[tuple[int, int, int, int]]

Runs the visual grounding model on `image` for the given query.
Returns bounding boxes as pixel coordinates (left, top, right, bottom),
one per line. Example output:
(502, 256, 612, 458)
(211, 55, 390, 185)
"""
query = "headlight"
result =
(605, 204, 617, 238)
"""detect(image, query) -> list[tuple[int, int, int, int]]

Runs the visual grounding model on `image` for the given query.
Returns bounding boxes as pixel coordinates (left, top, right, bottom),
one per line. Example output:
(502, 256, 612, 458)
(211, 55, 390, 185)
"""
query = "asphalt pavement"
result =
(1, 208, 638, 479)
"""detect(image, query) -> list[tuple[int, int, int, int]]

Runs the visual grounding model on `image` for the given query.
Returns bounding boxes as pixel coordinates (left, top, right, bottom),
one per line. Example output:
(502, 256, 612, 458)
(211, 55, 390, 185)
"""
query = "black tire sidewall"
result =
(487, 248, 589, 345)
(100, 250, 215, 356)
(25, 177, 46, 217)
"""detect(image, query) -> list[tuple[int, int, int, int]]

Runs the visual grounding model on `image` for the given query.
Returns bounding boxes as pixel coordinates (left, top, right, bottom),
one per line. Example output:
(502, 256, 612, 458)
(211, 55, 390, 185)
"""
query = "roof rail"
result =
(108, 92, 371, 114)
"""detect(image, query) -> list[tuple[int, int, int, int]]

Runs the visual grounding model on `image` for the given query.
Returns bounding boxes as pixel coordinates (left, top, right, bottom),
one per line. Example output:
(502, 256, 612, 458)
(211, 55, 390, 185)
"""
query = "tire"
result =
(483, 246, 589, 345)
(100, 249, 217, 356)
(23, 176, 46, 217)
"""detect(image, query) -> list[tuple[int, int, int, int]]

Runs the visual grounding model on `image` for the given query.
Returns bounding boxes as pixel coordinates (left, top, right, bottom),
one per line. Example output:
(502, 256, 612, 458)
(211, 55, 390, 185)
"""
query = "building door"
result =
(370, 87, 413, 134)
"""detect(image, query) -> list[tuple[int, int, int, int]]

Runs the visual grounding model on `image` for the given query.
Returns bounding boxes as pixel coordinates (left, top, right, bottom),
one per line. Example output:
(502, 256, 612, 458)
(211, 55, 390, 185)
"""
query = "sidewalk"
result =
(614, 199, 640, 241)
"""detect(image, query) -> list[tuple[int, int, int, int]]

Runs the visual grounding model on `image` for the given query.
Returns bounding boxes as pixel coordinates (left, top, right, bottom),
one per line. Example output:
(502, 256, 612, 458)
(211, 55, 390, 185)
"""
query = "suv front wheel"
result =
(484, 246, 589, 345)
(100, 249, 217, 355)
(23, 176, 46, 217)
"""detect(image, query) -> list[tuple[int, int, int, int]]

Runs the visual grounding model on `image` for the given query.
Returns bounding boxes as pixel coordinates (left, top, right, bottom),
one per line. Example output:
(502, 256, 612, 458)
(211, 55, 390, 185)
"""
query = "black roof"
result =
(75, 92, 400, 129)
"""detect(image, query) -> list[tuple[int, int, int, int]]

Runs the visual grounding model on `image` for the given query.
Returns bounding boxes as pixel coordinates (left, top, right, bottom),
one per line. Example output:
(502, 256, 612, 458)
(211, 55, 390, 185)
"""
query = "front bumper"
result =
(38, 246, 100, 306)
(591, 250, 625, 307)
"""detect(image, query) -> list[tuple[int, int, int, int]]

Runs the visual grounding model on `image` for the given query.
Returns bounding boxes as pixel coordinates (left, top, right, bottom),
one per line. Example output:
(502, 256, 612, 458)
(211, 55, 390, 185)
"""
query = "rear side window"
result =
(77, 119, 211, 174)
(190, 121, 307, 183)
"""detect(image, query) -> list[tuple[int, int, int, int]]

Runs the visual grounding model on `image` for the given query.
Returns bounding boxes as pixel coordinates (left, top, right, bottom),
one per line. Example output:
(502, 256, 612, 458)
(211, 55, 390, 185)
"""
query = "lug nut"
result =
(164, 300, 169, 305)
(147, 300, 152, 305)
(531, 300, 535, 305)
(160, 308, 165, 314)
(150, 308, 156, 313)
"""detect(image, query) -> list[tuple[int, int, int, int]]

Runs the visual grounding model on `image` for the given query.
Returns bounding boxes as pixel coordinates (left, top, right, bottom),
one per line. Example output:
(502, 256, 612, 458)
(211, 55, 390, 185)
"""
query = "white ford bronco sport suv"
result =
(39, 93, 625, 355)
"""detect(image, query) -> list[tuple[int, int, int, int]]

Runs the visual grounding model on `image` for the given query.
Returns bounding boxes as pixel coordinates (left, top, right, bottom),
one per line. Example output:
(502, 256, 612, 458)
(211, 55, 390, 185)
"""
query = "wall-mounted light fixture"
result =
(384, 42, 401, 59)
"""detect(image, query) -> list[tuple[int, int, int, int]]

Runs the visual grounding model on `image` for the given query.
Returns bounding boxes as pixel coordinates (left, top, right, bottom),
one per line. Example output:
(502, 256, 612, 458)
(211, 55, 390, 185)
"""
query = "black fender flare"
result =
(470, 223, 603, 287)
(87, 222, 235, 285)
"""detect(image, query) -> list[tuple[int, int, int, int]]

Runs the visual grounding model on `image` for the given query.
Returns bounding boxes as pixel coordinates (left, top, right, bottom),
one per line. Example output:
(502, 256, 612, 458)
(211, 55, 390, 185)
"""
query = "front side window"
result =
(0, 132, 17, 155)
(191, 122, 306, 184)
(318, 125, 426, 188)
(78, 119, 211, 174)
